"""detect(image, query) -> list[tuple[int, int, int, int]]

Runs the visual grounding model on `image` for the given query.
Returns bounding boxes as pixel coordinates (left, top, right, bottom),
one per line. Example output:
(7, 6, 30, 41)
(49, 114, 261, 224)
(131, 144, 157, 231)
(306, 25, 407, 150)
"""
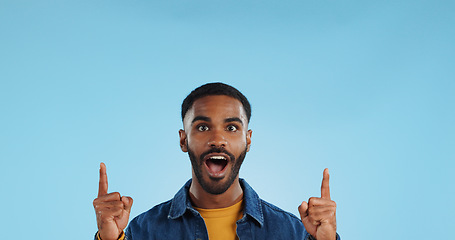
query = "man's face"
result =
(179, 95, 252, 195)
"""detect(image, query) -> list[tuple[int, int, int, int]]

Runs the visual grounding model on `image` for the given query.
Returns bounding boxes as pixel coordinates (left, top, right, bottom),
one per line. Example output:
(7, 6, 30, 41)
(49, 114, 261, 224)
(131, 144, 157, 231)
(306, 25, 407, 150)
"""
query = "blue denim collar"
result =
(168, 178, 264, 227)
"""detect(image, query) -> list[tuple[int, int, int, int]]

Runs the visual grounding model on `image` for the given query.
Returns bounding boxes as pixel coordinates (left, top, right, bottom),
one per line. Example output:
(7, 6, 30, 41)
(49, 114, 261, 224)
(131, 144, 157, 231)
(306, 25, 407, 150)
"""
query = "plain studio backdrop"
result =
(1, 1, 454, 239)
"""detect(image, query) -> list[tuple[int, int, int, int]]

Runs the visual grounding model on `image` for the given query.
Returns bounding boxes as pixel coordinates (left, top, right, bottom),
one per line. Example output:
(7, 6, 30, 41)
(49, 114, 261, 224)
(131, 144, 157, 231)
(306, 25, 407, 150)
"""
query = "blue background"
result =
(1, 1, 454, 239)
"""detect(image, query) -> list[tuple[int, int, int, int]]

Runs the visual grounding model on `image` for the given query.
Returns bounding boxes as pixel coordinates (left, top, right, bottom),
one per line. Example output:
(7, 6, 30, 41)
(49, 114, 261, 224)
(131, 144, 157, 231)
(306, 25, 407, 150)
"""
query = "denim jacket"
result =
(123, 179, 340, 240)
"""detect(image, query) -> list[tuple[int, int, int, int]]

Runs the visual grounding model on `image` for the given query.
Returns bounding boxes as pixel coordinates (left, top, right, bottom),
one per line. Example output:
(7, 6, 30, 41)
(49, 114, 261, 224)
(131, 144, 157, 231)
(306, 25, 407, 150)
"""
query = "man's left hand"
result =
(298, 168, 337, 240)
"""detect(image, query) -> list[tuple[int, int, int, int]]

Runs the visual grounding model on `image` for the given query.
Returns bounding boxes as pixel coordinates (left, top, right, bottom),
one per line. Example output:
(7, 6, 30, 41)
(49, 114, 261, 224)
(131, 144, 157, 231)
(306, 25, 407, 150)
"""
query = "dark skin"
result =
(93, 162, 133, 240)
(93, 95, 337, 240)
(299, 168, 337, 240)
(179, 95, 252, 209)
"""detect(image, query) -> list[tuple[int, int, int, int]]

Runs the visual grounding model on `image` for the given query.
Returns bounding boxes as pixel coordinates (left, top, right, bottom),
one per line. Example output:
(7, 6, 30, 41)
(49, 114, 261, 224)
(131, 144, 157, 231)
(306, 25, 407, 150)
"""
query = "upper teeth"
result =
(210, 156, 226, 160)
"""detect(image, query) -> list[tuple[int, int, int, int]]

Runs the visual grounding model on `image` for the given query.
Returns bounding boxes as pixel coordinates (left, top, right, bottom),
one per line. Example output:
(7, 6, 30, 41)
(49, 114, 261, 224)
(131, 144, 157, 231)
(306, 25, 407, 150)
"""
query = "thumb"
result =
(298, 201, 309, 220)
(122, 196, 133, 213)
(298, 201, 317, 237)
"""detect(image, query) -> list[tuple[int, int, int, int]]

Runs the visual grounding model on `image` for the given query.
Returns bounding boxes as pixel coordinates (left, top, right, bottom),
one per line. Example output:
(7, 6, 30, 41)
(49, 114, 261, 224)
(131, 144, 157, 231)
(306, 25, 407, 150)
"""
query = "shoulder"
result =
(260, 199, 302, 223)
(126, 199, 185, 239)
(128, 179, 192, 232)
(129, 199, 173, 228)
(244, 198, 308, 239)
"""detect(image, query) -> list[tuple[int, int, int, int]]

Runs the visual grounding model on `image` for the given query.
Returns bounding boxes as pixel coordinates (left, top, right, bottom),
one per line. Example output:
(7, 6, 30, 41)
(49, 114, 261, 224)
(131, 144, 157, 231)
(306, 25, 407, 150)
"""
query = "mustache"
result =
(200, 147, 235, 162)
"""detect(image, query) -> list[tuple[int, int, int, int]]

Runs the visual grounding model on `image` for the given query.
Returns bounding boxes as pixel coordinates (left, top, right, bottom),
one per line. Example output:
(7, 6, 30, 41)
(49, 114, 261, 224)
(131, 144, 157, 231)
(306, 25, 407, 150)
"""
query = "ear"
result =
(246, 129, 252, 152)
(179, 129, 188, 152)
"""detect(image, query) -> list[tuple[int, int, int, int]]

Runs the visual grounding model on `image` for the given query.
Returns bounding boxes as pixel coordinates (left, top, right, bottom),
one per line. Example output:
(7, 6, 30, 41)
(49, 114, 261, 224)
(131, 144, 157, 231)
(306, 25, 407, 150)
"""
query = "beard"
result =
(187, 143, 247, 195)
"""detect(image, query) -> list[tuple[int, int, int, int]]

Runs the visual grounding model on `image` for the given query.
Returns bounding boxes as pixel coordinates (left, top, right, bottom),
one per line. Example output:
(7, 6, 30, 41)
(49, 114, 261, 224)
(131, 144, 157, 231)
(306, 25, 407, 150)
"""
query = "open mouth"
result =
(205, 155, 228, 175)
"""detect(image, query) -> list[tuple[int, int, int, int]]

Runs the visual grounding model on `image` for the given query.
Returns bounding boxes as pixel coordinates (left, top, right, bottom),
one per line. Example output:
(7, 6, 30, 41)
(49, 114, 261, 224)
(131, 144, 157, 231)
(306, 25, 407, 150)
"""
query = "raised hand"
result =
(298, 168, 337, 240)
(93, 163, 133, 240)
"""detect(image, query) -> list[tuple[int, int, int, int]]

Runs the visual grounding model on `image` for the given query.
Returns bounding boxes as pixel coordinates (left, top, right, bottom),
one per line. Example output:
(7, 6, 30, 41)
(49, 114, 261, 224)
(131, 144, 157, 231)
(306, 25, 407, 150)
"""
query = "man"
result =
(93, 82, 339, 240)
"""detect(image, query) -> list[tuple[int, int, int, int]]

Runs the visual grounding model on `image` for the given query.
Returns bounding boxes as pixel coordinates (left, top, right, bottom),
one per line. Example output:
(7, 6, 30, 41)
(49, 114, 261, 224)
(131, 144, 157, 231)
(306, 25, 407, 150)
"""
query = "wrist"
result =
(96, 231, 125, 240)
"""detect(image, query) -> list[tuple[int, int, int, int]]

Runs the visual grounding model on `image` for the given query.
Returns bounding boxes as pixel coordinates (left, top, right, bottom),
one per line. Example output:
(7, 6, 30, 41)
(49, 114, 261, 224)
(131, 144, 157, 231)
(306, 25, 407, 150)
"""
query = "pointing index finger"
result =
(98, 162, 108, 197)
(321, 168, 331, 199)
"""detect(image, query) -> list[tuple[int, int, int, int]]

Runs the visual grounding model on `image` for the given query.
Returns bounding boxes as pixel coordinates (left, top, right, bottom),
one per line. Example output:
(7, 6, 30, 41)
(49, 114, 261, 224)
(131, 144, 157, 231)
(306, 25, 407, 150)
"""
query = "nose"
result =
(207, 130, 227, 148)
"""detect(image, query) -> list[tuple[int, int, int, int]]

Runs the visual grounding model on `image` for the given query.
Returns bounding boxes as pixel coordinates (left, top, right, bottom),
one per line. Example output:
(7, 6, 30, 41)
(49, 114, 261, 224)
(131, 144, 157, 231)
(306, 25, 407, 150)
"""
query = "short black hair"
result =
(181, 82, 251, 123)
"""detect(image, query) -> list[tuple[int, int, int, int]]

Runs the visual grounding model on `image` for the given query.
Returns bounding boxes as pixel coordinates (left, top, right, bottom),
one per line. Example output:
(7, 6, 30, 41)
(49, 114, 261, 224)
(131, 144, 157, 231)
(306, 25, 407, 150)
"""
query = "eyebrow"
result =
(224, 117, 243, 126)
(191, 116, 211, 124)
(191, 116, 244, 126)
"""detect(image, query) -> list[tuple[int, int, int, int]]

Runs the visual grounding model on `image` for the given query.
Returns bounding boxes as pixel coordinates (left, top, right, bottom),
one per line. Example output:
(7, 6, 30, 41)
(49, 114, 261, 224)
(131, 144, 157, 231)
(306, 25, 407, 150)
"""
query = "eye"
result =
(226, 125, 237, 132)
(197, 125, 209, 131)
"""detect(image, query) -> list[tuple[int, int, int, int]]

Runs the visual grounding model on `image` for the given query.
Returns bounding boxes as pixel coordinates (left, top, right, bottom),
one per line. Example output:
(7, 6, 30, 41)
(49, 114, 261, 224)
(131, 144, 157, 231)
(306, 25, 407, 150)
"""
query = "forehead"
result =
(185, 95, 247, 122)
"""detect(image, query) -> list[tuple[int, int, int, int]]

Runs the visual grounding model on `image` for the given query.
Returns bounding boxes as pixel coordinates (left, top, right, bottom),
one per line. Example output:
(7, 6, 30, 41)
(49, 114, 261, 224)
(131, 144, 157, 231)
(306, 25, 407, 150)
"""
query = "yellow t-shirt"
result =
(194, 200, 244, 240)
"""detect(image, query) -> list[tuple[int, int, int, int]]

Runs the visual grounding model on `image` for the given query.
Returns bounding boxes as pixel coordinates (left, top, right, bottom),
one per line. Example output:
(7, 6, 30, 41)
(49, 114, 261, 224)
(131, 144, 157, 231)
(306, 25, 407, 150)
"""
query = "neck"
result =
(189, 177, 243, 209)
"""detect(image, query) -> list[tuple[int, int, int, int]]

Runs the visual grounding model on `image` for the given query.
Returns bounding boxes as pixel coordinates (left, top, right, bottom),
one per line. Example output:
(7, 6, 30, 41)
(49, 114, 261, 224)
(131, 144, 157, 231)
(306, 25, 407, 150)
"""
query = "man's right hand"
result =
(93, 163, 133, 240)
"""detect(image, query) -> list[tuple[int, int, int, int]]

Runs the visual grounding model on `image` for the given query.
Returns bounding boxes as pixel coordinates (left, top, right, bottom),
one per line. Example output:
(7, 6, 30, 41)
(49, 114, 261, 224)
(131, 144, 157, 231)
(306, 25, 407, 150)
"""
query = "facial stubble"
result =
(187, 142, 247, 195)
